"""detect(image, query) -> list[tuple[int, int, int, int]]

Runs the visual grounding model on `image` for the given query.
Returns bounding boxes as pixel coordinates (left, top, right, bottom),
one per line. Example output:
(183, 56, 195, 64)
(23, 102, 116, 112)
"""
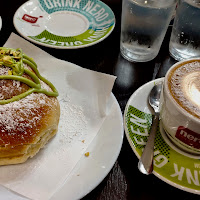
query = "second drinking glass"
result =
(169, 0, 200, 61)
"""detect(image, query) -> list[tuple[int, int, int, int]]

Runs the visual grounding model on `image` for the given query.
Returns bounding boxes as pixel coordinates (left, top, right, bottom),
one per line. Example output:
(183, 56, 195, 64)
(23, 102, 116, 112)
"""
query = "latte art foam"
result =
(168, 61, 200, 119)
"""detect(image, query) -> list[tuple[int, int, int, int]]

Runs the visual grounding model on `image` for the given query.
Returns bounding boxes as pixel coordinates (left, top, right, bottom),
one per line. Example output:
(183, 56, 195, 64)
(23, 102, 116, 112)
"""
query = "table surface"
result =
(1, 0, 200, 199)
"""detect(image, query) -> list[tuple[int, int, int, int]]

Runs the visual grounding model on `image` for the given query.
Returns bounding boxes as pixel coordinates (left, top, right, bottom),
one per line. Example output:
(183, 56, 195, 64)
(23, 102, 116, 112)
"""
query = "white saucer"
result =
(0, 61, 123, 200)
(13, 0, 115, 49)
(124, 78, 200, 195)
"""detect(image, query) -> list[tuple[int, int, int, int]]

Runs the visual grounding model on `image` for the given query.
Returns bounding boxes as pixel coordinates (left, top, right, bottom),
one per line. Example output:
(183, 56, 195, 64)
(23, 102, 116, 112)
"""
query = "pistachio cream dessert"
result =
(0, 47, 60, 165)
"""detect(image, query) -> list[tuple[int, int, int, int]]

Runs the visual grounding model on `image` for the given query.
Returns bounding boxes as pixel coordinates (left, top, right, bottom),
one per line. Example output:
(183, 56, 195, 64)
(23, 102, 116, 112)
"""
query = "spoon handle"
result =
(138, 114, 159, 175)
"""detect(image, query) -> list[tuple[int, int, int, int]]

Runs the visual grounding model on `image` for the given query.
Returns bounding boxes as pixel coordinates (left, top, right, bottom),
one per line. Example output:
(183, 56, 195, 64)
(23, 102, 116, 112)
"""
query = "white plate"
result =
(0, 62, 123, 199)
(0, 17, 2, 31)
(124, 78, 200, 195)
(13, 0, 115, 49)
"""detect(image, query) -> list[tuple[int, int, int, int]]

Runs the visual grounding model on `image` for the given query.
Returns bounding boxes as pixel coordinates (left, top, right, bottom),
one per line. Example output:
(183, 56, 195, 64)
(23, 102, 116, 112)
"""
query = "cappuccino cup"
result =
(160, 58, 200, 155)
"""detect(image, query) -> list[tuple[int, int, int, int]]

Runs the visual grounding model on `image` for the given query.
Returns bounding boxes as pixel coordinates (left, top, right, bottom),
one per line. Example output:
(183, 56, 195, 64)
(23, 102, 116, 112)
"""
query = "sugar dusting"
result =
(58, 93, 88, 145)
(0, 63, 88, 149)
(36, 92, 89, 167)
(0, 65, 58, 145)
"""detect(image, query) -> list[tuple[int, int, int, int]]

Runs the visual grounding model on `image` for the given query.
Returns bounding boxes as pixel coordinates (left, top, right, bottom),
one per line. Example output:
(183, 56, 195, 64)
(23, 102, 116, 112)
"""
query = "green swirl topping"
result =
(0, 47, 58, 104)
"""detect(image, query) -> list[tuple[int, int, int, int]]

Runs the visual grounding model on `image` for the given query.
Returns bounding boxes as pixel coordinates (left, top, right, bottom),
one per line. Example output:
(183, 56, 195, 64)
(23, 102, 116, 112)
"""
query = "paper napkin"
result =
(0, 33, 116, 200)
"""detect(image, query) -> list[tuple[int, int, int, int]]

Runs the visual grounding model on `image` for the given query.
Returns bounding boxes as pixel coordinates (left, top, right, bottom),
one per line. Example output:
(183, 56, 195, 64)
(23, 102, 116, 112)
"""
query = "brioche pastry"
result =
(0, 47, 60, 165)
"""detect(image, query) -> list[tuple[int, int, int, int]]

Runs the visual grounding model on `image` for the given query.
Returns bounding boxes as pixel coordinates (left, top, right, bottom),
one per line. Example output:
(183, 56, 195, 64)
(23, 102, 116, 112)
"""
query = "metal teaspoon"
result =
(138, 81, 163, 175)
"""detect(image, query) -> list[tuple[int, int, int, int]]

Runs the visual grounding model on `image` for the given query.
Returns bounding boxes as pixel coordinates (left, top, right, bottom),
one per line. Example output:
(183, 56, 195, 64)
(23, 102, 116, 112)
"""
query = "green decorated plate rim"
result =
(13, 0, 115, 49)
(124, 78, 200, 195)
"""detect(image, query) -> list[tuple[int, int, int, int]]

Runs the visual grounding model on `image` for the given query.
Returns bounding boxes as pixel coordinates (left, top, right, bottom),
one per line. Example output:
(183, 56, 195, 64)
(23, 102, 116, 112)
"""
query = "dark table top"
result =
(1, 0, 200, 199)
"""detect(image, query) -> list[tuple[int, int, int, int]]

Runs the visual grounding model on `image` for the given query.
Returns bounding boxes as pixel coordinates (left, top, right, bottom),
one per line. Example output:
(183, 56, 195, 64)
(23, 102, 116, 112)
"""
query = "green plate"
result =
(13, 0, 115, 49)
(124, 78, 200, 195)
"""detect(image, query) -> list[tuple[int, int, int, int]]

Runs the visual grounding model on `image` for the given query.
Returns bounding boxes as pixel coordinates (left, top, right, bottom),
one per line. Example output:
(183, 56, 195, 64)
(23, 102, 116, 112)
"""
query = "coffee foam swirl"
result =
(169, 61, 200, 119)
(183, 72, 200, 108)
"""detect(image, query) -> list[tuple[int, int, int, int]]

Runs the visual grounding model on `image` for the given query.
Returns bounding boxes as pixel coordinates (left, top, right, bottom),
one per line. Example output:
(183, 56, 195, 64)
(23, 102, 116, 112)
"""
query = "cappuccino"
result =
(160, 58, 200, 154)
(168, 60, 200, 119)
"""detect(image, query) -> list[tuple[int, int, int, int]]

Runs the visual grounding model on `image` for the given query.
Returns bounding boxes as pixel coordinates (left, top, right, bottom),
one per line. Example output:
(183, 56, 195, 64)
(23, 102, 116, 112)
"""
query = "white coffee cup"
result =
(160, 58, 200, 155)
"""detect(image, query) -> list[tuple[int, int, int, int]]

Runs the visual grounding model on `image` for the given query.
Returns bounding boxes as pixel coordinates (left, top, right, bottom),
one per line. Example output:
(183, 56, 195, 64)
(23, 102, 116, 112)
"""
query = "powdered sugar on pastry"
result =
(0, 48, 60, 165)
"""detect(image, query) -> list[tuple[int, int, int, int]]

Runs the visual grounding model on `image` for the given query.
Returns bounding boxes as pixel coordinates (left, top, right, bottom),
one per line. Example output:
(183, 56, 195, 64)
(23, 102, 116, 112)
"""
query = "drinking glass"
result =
(120, 0, 177, 62)
(169, 0, 200, 61)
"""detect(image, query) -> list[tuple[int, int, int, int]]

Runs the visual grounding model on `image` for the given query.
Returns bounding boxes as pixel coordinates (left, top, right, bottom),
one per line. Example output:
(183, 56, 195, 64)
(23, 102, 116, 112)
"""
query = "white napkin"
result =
(0, 33, 116, 200)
